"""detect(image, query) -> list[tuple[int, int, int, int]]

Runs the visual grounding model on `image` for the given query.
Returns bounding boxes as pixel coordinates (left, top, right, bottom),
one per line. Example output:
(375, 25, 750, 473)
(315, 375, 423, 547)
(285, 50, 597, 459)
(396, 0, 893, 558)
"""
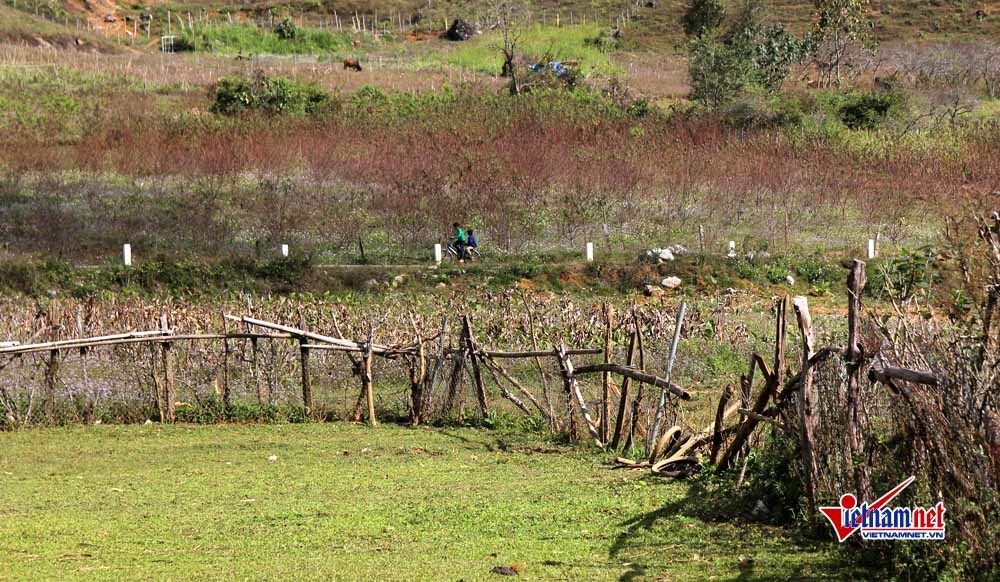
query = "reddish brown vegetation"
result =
(2, 100, 999, 257)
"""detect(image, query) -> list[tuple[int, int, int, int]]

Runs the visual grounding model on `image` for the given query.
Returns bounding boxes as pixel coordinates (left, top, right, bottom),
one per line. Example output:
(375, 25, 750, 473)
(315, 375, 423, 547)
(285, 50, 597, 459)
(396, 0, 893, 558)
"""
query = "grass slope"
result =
(0, 4, 118, 51)
(0, 424, 851, 580)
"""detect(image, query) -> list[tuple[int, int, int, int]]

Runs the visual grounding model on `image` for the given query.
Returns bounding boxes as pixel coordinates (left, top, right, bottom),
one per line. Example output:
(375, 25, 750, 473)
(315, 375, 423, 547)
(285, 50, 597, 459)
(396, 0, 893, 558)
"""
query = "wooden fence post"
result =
(648, 302, 686, 458)
(160, 313, 175, 423)
(846, 259, 870, 499)
(623, 313, 646, 452)
(610, 326, 638, 449)
(220, 310, 231, 412)
(792, 296, 819, 516)
(774, 296, 787, 387)
(464, 316, 490, 417)
(363, 327, 376, 427)
(409, 317, 427, 426)
(245, 296, 266, 406)
(601, 303, 614, 443)
(443, 322, 468, 416)
(299, 339, 313, 418)
(710, 384, 734, 464)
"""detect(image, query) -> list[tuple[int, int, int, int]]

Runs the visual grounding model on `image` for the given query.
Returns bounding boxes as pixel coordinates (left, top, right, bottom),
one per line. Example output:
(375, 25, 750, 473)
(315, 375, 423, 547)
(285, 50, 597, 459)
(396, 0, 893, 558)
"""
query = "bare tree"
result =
(492, 0, 526, 95)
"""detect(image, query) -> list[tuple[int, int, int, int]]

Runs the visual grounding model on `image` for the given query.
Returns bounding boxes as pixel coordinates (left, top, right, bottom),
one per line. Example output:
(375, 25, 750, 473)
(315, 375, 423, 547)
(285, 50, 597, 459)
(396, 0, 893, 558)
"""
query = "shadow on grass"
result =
(608, 478, 851, 582)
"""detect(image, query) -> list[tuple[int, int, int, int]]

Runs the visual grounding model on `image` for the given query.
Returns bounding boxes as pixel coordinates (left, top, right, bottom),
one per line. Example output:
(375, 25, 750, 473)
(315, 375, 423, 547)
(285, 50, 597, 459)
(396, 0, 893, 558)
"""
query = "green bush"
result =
(869, 245, 940, 300)
(794, 254, 840, 285)
(838, 89, 908, 130)
(722, 92, 803, 129)
(682, 0, 726, 37)
(211, 72, 328, 116)
(688, 34, 753, 107)
(274, 18, 298, 40)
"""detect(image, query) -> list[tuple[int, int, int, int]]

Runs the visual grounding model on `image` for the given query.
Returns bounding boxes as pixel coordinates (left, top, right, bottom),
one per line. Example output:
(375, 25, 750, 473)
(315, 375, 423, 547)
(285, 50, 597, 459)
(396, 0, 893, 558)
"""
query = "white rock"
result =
(267, 455, 278, 462)
(435, 282, 447, 289)
(94, 419, 102, 425)
(785, 275, 795, 286)
(649, 248, 675, 261)
(662, 276, 682, 289)
(393, 274, 406, 285)
(144, 419, 153, 425)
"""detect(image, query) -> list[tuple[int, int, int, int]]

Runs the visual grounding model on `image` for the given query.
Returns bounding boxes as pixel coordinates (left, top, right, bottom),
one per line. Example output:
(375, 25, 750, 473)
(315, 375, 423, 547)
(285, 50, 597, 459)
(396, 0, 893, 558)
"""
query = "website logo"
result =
(819, 476, 946, 541)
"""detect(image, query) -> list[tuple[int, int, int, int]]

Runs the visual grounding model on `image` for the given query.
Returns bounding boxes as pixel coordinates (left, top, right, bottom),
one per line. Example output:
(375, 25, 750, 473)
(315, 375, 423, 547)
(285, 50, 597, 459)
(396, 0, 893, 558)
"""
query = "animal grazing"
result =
(343, 59, 362, 72)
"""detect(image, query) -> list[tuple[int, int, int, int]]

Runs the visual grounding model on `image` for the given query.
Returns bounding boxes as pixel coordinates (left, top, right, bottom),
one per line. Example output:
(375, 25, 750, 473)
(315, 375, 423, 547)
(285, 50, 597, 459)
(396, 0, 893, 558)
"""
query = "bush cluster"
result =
(210, 72, 328, 115)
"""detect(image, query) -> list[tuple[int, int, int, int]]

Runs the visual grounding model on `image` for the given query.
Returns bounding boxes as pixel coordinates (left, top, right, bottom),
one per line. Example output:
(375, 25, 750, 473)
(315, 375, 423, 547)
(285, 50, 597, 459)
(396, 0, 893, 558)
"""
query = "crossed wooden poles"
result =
(0, 311, 689, 438)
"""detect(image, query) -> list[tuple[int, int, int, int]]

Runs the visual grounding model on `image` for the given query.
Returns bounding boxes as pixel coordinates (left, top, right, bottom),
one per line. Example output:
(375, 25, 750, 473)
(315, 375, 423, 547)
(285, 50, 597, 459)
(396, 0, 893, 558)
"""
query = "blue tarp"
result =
(528, 61, 570, 76)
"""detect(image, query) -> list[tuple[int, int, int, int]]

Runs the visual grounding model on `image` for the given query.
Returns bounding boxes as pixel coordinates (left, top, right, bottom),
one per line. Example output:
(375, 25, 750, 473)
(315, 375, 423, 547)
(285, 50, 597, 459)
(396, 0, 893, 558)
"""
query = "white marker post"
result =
(727, 241, 736, 257)
(281, 244, 289, 258)
(867, 239, 876, 259)
(434, 243, 442, 264)
(122, 244, 132, 266)
(586, 242, 594, 262)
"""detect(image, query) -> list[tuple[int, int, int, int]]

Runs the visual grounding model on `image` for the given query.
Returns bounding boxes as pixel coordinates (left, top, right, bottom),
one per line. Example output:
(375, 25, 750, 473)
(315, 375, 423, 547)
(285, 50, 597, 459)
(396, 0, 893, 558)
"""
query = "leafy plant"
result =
(837, 89, 908, 130)
(210, 72, 328, 116)
(274, 18, 298, 40)
(682, 0, 726, 38)
(871, 245, 940, 300)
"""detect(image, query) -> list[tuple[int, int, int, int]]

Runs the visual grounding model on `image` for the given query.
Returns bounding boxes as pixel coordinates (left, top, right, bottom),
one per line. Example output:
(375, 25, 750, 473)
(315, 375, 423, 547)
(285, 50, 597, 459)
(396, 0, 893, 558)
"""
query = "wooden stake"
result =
(220, 310, 231, 411)
(245, 297, 266, 406)
(363, 327, 376, 427)
(710, 384, 734, 464)
(299, 339, 313, 418)
(793, 296, 819, 516)
(557, 344, 603, 447)
(846, 260, 870, 499)
(648, 302, 686, 458)
(464, 316, 490, 417)
(408, 315, 427, 425)
(623, 312, 646, 451)
(600, 303, 614, 443)
(160, 313, 175, 423)
(610, 328, 638, 449)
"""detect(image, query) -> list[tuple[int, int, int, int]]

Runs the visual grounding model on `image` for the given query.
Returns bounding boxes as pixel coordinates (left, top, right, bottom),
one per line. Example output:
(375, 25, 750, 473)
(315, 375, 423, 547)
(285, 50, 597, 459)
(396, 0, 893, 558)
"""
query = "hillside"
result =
(0, 4, 120, 51)
(3, 0, 998, 55)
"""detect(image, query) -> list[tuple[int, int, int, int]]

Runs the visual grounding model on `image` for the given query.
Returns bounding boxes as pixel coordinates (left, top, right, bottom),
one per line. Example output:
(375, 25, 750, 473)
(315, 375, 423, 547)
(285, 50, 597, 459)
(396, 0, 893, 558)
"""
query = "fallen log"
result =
(572, 364, 690, 401)
(0, 330, 170, 355)
(649, 425, 683, 462)
(612, 457, 651, 469)
(462, 348, 602, 358)
(868, 366, 939, 387)
(226, 314, 402, 355)
(651, 455, 699, 474)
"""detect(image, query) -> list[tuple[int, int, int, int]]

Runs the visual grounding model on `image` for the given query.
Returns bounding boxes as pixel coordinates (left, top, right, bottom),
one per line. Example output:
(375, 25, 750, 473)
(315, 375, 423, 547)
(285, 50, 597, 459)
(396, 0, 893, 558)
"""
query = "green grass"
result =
(434, 24, 622, 76)
(180, 22, 364, 55)
(0, 423, 849, 580)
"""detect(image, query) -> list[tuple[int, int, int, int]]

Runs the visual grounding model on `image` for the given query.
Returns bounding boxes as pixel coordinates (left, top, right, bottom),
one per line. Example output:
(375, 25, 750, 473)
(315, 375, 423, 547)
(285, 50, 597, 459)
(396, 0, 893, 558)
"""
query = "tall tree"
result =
(682, 0, 726, 37)
(812, 0, 874, 86)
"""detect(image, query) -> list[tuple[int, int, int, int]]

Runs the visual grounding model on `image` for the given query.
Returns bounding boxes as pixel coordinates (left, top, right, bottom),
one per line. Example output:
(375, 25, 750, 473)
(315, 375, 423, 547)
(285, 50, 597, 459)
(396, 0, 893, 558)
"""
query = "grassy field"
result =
(0, 423, 851, 580)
